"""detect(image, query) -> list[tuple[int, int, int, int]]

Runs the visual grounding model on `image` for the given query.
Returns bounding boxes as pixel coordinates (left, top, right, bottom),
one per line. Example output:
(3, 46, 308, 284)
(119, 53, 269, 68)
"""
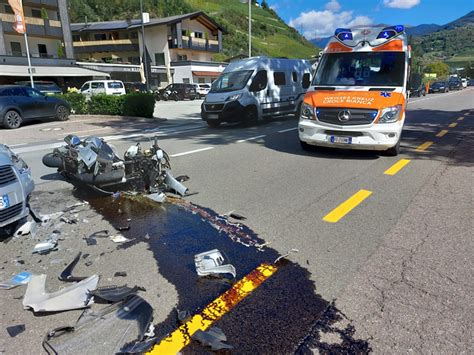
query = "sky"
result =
(266, 0, 472, 39)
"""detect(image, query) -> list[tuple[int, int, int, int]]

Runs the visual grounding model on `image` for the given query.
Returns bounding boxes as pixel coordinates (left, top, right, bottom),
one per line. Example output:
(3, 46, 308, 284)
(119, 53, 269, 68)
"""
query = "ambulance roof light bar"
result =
(377, 25, 405, 40)
(334, 28, 353, 41)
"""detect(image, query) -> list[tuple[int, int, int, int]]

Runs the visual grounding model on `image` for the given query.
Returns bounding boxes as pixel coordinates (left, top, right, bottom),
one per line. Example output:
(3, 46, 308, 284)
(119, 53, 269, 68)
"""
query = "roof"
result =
(0, 65, 110, 77)
(72, 11, 226, 33)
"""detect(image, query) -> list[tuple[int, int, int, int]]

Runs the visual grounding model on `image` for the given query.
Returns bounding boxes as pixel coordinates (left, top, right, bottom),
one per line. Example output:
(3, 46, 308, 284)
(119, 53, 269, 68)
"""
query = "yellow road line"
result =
(384, 159, 411, 176)
(457, 117, 464, 121)
(416, 141, 433, 152)
(449, 122, 457, 128)
(323, 189, 372, 223)
(148, 263, 278, 354)
(436, 129, 448, 138)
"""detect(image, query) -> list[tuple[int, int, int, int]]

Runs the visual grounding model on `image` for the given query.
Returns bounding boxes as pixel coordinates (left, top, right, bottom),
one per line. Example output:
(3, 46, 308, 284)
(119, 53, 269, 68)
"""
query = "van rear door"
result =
(107, 82, 125, 95)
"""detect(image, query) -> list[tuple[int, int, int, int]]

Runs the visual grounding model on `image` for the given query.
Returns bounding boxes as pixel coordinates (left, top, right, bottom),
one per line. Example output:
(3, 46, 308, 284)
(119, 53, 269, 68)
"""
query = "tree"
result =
(261, 0, 269, 10)
(424, 61, 450, 78)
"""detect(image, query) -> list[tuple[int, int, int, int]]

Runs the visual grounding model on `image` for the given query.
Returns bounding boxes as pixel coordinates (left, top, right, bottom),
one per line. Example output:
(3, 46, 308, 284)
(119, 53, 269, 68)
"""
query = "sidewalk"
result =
(336, 136, 473, 352)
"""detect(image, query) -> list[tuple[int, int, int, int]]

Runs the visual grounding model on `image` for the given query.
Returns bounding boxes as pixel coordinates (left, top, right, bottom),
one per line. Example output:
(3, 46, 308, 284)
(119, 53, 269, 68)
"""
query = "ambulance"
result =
(299, 26, 410, 156)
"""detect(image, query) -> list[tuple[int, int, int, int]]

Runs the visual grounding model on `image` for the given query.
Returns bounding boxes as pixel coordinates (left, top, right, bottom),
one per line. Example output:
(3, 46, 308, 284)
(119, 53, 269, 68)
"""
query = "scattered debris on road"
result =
(274, 248, 300, 264)
(14, 221, 37, 237)
(58, 252, 88, 282)
(6, 324, 26, 338)
(90, 285, 145, 303)
(0, 272, 32, 290)
(192, 327, 233, 351)
(32, 232, 60, 255)
(110, 234, 130, 243)
(195, 249, 237, 278)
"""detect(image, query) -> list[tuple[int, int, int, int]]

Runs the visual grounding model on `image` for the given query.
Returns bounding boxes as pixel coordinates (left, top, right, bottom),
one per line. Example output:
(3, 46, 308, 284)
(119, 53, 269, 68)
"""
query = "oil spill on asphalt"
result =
(75, 190, 371, 354)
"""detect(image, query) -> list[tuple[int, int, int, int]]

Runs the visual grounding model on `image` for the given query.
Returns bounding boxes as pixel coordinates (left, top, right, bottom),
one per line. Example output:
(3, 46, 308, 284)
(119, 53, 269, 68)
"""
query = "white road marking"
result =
(57, 126, 111, 136)
(278, 127, 298, 133)
(237, 135, 266, 143)
(9, 143, 27, 147)
(170, 147, 214, 157)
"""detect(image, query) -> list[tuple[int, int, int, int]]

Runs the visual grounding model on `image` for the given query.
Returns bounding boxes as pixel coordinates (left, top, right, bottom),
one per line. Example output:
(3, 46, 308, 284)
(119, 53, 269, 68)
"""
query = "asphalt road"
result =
(1, 88, 472, 353)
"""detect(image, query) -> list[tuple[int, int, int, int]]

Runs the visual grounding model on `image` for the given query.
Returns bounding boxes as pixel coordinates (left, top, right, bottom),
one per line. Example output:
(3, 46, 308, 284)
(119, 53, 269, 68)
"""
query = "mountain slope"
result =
(68, 0, 318, 60)
(405, 24, 442, 36)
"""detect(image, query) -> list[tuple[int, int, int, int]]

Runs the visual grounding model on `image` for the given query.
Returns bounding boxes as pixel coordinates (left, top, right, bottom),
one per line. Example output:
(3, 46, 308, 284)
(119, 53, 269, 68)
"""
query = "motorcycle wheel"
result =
(42, 152, 63, 168)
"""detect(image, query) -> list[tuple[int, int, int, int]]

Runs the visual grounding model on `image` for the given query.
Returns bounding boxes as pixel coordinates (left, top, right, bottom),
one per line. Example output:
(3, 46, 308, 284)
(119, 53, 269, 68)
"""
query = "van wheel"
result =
(207, 120, 220, 128)
(56, 105, 70, 121)
(384, 138, 401, 156)
(3, 110, 22, 129)
(243, 106, 258, 126)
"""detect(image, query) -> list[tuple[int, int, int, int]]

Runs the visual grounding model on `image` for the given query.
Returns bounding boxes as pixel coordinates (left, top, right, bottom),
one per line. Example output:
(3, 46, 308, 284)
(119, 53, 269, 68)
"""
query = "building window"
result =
(4, 5, 14, 14)
(94, 33, 107, 41)
(10, 42, 22, 56)
(194, 31, 204, 39)
(155, 53, 165, 66)
(181, 29, 187, 36)
(273, 72, 286, 86)
(130, 31, 138, 39)
(198, 77, 205, 83)
(31, 9, 42, 18)
(38, 44, 48, 57)
(183, 78, 190, 84)
(177, 54, 187, 61)
(72, 34, 81, 42)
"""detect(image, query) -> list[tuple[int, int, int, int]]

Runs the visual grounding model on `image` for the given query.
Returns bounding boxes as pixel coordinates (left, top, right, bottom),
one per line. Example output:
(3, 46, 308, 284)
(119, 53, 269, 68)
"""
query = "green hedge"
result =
(55, 93, 155, 118)
(122, 93, 155, 118)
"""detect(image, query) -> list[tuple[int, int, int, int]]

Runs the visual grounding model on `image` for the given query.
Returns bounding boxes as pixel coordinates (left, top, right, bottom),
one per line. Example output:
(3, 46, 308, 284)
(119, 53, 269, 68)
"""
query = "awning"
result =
(0, 65, 110, 77)
(192, 70, 222, 77)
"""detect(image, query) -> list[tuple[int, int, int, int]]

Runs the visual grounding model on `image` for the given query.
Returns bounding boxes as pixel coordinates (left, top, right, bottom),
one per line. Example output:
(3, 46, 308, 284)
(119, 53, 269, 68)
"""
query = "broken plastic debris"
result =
(175, 175, 190, 182)
(23, 274, 99, 313)
(224, 210, 247, 220)
(7, 324, 26, 337)
(165, 171, 189, 196)
(145, 192, 167, 203)
(89, 285, 145, 303)
(194, 249, 236, 278)
(60, 216, 77, 224)
(32, 232, 60, 255)
(114, 272, 127, 277)
(15, 221, 37, 237)
(40, 211, 64, 224)
(110, 235, 130, 243)
(192, 327, 233, 351)
(84, 230, 109, 245)
(0, 272, 32, 290)
(274, 248, 300, 264)
(43, 295, 153, 354)
(59, 252, 88, 282)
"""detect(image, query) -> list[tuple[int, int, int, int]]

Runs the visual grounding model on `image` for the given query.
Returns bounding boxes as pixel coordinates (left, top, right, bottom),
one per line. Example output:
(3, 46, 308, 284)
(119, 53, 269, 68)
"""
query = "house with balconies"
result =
(0, 0, 108, 87)
(71, 12, 227, 88)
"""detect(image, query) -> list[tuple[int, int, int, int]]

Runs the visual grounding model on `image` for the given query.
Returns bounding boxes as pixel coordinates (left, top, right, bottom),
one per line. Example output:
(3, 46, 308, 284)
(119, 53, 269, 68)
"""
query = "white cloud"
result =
(325, 0, 341, 12)
(383, 0, 421, 9)
(289, 1, 373, 39)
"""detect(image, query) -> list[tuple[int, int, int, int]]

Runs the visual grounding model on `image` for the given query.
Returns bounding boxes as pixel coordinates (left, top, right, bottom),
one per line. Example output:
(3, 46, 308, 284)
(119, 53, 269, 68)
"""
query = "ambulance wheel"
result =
(384, 138, 401, 156)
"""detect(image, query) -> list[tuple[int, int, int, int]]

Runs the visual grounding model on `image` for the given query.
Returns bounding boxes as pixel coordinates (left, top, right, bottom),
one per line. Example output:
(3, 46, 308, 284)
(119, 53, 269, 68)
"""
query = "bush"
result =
(122, 93, 155, 118)
(54, 92, 87, 114)
(88, 94, 125, 115)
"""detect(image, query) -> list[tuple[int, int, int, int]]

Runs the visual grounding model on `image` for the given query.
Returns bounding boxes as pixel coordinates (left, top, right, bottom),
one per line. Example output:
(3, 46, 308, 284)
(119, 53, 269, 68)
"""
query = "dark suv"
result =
(164, 83, 197, 100)
(448, 79, 462, 91)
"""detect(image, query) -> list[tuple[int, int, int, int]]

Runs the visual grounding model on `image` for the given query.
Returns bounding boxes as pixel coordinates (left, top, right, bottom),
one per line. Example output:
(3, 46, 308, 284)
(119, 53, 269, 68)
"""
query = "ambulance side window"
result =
(249, 70, 268, 92)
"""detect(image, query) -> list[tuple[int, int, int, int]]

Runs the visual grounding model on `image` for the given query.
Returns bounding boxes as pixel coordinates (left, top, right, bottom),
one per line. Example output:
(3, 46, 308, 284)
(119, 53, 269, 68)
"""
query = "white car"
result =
(461, 78, 467, 88)
(80, 80, 126, 97)
(197, 84, 211, 98)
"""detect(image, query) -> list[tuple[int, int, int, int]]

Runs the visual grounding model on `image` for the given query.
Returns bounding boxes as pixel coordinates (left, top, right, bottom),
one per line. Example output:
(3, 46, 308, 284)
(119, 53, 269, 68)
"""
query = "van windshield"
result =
(314, 52, 405, 87)
(210, 70, 253, 93)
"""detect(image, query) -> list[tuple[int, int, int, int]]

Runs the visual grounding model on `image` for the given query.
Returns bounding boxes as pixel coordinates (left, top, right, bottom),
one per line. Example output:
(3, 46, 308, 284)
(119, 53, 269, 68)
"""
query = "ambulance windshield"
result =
(314, 51, 405, 87)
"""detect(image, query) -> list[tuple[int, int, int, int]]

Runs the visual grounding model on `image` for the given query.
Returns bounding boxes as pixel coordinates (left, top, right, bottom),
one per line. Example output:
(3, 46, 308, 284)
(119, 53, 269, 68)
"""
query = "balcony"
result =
(169, 36, 220, 53)
(0, 14, 63, 38)
(23, 0, 59, 8)
(73, 39, 139, 54)
(0, 54, 75, 66)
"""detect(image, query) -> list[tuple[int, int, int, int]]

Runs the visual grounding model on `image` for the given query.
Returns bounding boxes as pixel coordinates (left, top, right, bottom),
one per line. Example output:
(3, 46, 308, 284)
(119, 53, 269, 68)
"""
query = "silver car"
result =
(0, 144, 34, 231)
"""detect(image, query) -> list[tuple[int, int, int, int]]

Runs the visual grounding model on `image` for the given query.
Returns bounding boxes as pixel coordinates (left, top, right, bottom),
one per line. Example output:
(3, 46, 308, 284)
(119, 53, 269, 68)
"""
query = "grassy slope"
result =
(186, 0, 317, 60)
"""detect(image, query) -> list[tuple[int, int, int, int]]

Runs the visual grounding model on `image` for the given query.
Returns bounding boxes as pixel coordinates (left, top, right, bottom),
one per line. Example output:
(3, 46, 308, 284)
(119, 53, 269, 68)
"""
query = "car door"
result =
(7, 87, 36, 119)
(24, 87, 51, 117)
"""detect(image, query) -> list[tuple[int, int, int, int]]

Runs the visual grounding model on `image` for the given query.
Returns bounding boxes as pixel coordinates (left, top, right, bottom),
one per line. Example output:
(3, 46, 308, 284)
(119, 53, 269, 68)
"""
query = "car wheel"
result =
(206, 120, 220, 128)
(384, 137, 401, 156)
(243, 106, 258, 126)
(3, 110, 22, 129)
(56, 105, 70, 121)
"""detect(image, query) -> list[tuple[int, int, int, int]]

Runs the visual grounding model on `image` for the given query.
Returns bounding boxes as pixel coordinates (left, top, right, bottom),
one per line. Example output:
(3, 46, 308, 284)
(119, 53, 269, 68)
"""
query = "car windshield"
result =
(432, 82, 445, 87)
(35, 83, 60, 91)
(314, 51, 405, 87)
(210, 70, 254, 93)
(108, 82, 123, 89)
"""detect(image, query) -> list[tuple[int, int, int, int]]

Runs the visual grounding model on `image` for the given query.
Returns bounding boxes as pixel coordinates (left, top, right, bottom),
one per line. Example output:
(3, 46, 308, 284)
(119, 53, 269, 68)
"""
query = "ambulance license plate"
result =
(0, 194, 10, 210)
(330, 136, 352, 144)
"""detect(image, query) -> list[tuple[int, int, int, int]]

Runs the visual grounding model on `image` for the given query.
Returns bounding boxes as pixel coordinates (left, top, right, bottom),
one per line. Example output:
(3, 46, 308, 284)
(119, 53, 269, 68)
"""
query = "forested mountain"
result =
(68, 0, 317, 60)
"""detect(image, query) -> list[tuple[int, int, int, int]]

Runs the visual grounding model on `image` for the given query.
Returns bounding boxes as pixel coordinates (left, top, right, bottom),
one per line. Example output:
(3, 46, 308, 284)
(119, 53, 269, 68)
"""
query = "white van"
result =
(201, 57, 312, 127)
(80, 80, 126, 97)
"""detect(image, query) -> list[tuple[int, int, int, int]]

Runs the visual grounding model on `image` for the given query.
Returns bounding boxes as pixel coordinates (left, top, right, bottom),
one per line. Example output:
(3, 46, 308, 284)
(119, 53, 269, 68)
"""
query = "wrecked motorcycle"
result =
(42, 135, 187, 195)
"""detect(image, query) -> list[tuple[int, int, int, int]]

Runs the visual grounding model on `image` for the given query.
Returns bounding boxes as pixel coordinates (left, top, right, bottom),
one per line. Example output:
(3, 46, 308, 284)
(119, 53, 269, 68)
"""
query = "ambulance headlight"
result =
(378, 105, 402, 123)
(300, 103, 316, 120)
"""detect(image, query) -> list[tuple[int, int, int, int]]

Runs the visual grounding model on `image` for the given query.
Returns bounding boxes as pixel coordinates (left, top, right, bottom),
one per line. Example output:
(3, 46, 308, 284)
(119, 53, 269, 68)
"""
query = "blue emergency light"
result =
(377, 25, 404, 39)
(335, 28, 353, 41)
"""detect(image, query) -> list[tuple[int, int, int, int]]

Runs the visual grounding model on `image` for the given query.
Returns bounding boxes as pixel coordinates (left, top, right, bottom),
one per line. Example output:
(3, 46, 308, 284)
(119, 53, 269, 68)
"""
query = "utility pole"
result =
(140, 0, 149, 89)
(248, 0, 251, 57)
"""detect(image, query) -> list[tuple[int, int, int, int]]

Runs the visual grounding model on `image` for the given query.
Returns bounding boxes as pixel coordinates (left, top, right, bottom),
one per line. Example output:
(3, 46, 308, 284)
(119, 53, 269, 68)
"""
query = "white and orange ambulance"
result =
(299, 26, 410, 156)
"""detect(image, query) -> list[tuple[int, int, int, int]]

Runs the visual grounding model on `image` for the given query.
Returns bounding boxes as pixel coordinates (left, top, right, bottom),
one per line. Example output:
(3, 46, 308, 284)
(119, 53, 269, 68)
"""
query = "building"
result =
(0, 0, 108, 87)
(71, 11, 227, 88)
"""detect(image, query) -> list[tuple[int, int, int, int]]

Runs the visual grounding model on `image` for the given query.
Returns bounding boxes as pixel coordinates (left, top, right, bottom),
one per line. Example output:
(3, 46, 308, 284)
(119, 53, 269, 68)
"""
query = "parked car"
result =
(429, 81, 448, 93)
(14, 81, 62, 96)
(124, 82, 149, 94)
(409, 83, 426, 97)
(157, 84, 197, 101)
(0, 85, 70, 129)
(448, 79, 462, 91)
(196, 84, 211, 98)
(468, 79, 474, 86)
(0, 144, 34, 233)
(80, 80, 126, 97)
(461, 78, 468, 88)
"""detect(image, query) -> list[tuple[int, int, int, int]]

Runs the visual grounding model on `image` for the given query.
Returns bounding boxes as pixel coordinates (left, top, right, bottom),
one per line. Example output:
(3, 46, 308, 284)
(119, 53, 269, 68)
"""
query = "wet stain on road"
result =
(76, 190, 370, 353)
